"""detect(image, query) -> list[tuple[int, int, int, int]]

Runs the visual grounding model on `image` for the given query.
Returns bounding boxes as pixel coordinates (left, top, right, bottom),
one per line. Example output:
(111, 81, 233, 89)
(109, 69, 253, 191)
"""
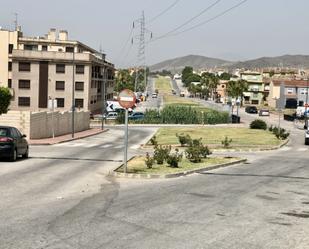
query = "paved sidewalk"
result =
(29, 128, 107, 145)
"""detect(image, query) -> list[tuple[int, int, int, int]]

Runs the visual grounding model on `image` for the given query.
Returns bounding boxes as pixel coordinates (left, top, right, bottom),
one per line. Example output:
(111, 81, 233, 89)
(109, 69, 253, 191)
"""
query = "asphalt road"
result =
(1, 78, 309, 248)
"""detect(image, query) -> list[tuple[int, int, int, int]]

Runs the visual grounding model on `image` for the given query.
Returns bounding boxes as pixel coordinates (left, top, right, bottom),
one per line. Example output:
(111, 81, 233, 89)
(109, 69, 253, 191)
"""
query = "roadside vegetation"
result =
(149, 127, 282, 149)
(0, 87, 12, 115)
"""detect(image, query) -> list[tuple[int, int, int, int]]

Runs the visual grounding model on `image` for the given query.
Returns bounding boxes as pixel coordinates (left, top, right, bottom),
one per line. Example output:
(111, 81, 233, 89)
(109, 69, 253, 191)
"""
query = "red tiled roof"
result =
(273, 80, 309, 87)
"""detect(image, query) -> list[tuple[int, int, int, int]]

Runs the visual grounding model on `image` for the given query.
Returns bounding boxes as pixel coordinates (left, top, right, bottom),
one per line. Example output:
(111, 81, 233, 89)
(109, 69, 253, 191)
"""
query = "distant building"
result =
(268, 79, 309, 108)
(241, 71, 269, 106)
(0, 27, 114, 112)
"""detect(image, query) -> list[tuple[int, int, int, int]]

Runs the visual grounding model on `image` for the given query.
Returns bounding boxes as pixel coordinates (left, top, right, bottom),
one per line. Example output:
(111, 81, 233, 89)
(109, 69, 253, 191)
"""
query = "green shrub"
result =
(149, 135, 158, 146)
(185, 138, 212, 163)
(271, 126, 290, 140)
(145, 152, 155, 169)
(166, 149, 183, 168)
(176, 133, 192, 146)
(221, 136, 233, 148)
(250, 119, 267, 130)
(153, 145, 171, 164)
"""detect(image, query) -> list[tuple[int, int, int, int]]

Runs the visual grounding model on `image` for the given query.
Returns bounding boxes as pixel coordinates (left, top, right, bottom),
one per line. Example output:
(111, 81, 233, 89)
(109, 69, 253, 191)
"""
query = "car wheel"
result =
(305, 139, 309, 146)
(22, 147, 29, 159)
(10, 149, 17, 162)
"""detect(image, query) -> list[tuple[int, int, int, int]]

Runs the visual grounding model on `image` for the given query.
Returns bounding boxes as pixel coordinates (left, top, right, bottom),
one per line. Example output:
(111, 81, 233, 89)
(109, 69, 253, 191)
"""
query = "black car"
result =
(245, 106, 258, 114)
(0, 126, 29, 161)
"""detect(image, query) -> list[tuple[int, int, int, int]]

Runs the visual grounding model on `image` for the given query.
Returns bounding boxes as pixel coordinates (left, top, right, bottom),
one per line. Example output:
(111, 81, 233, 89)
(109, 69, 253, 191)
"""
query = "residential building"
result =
(241, 71, 269, 105)
(0, 27, 114, 113)
(268, 79, 309, 108)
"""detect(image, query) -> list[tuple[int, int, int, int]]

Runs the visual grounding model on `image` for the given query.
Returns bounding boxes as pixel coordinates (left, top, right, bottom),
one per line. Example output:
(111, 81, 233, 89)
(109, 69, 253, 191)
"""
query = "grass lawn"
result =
(151, 127, 281, 149)
(155, 77, 172, 94)
(163, 95, 200, 106)
(116, 156, 240, 175)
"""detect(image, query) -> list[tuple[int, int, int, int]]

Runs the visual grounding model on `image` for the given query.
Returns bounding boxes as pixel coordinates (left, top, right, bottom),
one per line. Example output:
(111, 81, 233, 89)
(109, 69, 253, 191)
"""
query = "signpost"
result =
(118, 89, 136, 173)
(48, 97, 57, 139)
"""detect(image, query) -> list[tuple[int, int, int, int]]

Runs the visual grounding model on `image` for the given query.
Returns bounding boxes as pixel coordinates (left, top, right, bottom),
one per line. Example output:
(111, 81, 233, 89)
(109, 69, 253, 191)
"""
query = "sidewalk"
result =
(29, 128, 107, 145)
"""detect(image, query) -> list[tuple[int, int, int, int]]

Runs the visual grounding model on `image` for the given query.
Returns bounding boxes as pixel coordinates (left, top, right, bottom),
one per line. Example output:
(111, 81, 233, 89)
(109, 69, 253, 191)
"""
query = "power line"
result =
(151, 0, 222, 42)
(115, 25, 134, 65)
(147, 0, 181, 24)
(168, 0, 249, 38)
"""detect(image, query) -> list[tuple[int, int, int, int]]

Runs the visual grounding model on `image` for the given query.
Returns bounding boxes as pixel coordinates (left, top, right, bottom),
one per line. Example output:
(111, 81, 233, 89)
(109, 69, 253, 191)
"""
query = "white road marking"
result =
(100, 144, 112, 148)
(114, 145, 123, 149)
(280, 147, 291, 151)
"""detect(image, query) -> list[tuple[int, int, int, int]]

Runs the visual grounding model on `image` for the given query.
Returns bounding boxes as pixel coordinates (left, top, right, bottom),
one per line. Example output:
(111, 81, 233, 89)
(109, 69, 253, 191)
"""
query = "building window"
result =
(42, 45, 48, 51)
(24, 44, 38, 51)
(8, 79, 12, 88)
(66, 47, 74, 53)
(56, 64, 65, 73)
(55, 81, 65, 90)
(8, 62, 12, 71)
(75, 82, 84, 91)
(19, 62, 31, 72)
(56, 98, 65, 108)
(18, 97, 30, 107)
(9, 44, 13, 54)
(286, 88, 294, 94)
(18, 80, 31, 89)
(75, 98, 84, 108)
(76, 65, 85, 74)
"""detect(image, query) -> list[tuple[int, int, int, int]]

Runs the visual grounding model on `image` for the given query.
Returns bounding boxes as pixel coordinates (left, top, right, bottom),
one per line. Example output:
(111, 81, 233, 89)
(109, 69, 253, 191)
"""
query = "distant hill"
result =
(229, 55, 309, 69)
(149, 55, 232, 72)
(150, 54, 309, 72)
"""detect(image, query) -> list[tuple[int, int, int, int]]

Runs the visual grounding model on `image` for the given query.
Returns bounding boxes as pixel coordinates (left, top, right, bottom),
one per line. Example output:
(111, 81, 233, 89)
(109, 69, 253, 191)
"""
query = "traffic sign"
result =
(118, 89, 136, 109)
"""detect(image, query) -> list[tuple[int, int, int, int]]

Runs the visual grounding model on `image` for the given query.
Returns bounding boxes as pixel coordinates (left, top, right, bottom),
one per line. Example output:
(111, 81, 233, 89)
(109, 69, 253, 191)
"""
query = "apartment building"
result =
(241, 71, 270, 106)
(268, 79, 309, 108)
(0, 27, 114, 112)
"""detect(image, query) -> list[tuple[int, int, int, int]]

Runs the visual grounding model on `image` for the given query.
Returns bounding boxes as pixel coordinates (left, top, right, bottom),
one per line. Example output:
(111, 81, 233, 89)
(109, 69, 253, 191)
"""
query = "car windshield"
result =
(0, 128, 9, 137)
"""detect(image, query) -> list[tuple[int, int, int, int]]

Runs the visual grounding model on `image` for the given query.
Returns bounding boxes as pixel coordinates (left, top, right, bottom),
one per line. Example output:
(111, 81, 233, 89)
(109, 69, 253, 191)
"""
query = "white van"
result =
(296, 106, 309, 118)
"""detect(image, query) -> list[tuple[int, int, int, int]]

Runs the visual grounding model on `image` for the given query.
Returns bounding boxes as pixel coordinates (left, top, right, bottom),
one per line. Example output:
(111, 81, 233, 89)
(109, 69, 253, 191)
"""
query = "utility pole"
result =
(14, 13, 18, 31)
(305, 77, 309, 129)
(133, 11, 152, 93)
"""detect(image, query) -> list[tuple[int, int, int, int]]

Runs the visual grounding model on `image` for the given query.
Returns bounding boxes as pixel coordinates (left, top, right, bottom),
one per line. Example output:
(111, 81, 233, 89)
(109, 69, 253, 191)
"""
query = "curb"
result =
(109, 158, 247, 179)
(29, 129, 109, 146)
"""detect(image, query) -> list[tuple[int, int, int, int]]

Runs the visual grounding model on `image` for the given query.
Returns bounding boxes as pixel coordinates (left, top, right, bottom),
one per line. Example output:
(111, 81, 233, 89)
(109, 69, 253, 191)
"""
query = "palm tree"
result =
(226, 79, 248, 106)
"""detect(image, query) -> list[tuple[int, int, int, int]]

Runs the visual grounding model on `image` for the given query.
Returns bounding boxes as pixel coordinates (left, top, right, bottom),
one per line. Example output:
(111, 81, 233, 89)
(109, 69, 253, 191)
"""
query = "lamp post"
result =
(71, 49, 75, 138)
(101, 67, 107, 130)
(305, 78, 309, 129)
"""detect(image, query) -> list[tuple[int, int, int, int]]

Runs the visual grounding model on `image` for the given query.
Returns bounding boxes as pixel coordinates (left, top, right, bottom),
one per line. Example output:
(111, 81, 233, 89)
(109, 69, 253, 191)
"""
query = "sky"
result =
(0, 0, 309, 68)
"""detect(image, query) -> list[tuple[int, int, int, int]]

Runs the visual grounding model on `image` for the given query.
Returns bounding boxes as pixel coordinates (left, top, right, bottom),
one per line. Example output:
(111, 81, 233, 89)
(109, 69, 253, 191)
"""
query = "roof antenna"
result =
(14, 13, 18, 31)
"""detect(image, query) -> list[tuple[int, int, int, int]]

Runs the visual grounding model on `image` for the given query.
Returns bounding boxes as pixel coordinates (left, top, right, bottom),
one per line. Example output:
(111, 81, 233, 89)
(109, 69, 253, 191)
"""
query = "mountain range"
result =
(150, 54, 309, 72)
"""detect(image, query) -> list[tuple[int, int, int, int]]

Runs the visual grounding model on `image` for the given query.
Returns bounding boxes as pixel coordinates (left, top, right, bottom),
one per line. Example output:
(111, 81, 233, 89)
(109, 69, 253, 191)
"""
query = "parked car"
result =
(172, 89, 176, 95)
(104, 112, 118, 120)
(259, 109, 270, 116)
(305, 129, 309, 145)
(0, 126, 29, 161)
(245, 106, 258, 114)
(152, 93, 158, 98)
(129, 112, 145, 120)
(180, 91, 185, 97)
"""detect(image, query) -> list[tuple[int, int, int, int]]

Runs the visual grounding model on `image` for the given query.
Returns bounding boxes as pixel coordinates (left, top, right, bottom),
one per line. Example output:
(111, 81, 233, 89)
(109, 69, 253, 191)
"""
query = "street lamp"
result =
(305, 78, 309, 129)
(101, 67, 107, 130)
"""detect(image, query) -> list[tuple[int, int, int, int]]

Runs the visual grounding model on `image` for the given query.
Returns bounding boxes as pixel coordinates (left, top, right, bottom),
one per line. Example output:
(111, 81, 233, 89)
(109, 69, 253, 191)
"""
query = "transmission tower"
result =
(133, 11, 152, 92)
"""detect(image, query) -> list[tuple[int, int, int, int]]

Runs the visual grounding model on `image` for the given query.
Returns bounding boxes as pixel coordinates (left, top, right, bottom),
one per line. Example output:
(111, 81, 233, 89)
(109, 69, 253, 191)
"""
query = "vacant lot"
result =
(151, 127, 281, 149)
(155, 77, 172, 94)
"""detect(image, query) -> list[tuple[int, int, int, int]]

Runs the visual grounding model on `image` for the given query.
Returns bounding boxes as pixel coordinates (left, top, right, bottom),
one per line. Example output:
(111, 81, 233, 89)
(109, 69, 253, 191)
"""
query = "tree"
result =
(184, 74, 201, 87)
(114, 69, 134, 92)
(0, 87, 12, 115)
(219, 72, 233, 80)
(226, 79, 248, 104)
(181, 66, 193, 84)
(200, 72, 219, 99)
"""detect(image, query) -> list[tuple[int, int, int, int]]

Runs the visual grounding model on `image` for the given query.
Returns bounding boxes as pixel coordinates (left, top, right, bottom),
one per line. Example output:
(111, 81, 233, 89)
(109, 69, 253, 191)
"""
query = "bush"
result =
(185, 138, 212, 163)
(221, 136, 232, 148)
(166, 149, 183, 168)
(145, 152, 154, 169)
(153, 145, 171, 164)
(149, 135, 158, 146)
(271, 126, 290, 140)
(176, 133, 192, 146)
(0, 87, 12, 115)
(250, 119, 267, 130)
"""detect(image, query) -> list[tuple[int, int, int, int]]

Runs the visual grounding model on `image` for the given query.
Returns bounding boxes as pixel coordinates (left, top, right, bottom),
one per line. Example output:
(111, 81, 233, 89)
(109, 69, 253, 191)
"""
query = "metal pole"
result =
(52, 98, 55, 139)
(123, 108, 129, 173)
(305, 78, 309, 129)
(101, 67, 106, 130)
(72, 50, 75, 138)
(278, 108, 281, 133)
